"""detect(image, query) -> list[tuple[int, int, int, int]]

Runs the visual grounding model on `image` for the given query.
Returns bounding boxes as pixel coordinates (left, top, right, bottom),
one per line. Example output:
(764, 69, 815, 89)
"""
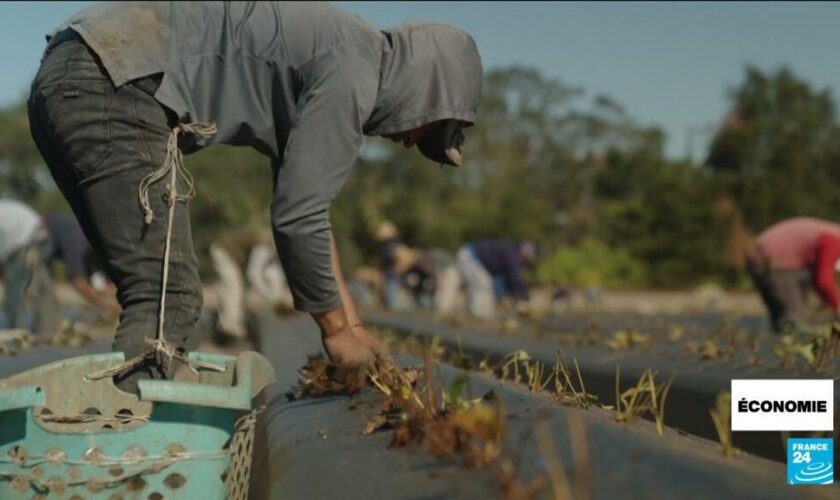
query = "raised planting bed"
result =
(364, 311, 839, 463)
(256, 313, 838, 499)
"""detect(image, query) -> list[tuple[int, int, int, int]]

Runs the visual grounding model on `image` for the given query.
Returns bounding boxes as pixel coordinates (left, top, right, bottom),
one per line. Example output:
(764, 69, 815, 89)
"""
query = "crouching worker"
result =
(44, 212, 120, 323)
(442, 238, 536, 321)
(0, 200, 58, 336)
(375, 220, 442, 311)
(210, 228, 294, 344)
(28, 2, 483, 391)
(746, 217, 840, 333)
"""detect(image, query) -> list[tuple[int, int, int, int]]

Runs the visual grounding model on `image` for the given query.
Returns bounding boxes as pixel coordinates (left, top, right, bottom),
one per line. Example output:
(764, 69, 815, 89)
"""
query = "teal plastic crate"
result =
(0, 350, 275, 499)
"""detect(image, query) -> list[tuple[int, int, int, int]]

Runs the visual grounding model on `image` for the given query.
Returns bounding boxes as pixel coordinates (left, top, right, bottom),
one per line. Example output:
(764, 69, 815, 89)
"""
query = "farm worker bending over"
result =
(28, 1, 483, 391)
(0, 205, 119, 335)
(746, 217, 840, 332)
(443, 238, 536, 321)
(0, 200, 57, 336)
(210, 227, 295, 342)
(43, 212, 120, 322)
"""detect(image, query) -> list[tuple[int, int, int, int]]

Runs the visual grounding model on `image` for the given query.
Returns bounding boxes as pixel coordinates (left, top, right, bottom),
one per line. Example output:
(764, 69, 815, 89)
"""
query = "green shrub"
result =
(535, 239, 646, 288)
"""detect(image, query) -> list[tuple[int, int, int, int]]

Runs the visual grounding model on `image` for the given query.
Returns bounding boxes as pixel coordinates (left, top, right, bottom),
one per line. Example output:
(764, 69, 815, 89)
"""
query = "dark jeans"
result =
(27, 36, 202, 390)
(746, 255, 810, 333)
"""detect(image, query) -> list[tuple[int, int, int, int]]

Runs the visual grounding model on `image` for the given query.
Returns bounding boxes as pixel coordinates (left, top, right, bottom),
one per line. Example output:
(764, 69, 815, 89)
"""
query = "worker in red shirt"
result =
(746, 217, 840, 332)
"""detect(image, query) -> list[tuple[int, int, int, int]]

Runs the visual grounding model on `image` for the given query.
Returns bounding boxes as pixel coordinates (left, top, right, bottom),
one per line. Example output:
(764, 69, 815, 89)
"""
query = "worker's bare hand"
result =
(313, 307, 375, 369)
(105, 308, 120, 324)
(322, 329, 376, 369)
(350, 324, 390, 362)
(100, 300, 121, 323)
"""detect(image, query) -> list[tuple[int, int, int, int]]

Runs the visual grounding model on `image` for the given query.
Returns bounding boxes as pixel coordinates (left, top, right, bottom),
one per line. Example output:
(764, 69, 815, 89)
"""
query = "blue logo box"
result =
(788, 438, 833, 485)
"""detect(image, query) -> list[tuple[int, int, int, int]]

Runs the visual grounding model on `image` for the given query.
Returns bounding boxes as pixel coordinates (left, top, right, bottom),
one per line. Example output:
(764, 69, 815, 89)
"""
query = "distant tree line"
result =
(2, 65, 838, 289)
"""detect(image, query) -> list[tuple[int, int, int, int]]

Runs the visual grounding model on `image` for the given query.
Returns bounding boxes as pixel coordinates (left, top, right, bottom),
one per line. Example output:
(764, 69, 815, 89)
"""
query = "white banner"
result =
(731, 379, 834, 431)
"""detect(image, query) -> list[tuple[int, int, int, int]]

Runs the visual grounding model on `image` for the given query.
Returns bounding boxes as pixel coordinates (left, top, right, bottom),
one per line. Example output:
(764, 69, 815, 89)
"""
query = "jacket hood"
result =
(364, 22, 483, 151)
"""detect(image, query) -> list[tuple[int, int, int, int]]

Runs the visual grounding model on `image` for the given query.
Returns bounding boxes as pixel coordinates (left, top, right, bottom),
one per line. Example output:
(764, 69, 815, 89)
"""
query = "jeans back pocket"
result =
(35, 79, 112, 179)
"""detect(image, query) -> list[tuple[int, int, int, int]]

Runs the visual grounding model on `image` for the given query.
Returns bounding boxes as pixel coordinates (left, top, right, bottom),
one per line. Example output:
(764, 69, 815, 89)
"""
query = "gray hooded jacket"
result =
(46, 1, 482, 312)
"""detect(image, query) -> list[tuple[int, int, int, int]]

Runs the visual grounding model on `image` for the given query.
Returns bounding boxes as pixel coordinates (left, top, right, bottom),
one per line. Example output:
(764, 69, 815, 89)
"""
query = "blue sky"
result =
(1, 1, 838, 159)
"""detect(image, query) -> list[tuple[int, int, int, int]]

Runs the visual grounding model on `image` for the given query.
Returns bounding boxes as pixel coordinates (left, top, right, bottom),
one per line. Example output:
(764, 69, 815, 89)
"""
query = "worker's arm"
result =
(329, 232, 363, 328)
(322, 231, 390, 359)
(813, 233, 840, 313)
(310, 231, 389, 365)
(58, 231, 119, 318)
(269, 48, 378, 330)
(70, 277, 119, 319)
(310, 234, 359, 334)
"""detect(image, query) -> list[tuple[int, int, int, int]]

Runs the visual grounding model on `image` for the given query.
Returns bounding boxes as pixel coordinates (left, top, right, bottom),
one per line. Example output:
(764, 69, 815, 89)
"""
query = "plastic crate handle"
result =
(0, 386, 45, 413)
(138, 351, 275, 410)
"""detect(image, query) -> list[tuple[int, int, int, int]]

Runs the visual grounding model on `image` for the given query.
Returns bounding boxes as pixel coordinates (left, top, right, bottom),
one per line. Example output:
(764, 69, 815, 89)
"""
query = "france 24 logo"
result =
(787, 438, 833, 485)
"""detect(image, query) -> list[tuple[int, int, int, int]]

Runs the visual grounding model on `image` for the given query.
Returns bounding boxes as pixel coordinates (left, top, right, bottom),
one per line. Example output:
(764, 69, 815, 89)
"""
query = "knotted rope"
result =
(88, 123, 226, 381)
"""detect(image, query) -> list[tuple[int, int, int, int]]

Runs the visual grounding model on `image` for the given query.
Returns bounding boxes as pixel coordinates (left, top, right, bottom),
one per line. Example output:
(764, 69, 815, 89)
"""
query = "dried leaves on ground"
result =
(0, 321, 95, 356)
(613, 367, 673, 435)
(771, 323, 840, 371)
(364, 353, 506, 469)
(0, 330, 35, 355)
(709, 391, 734, 458)
(287, 349, 545, 499)
(285, 354, 369, 400)
(606, 329, 651, 351)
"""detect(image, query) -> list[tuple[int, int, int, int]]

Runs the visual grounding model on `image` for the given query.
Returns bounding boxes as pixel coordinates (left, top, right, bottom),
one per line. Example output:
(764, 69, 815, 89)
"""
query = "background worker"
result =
(375, 220, 440, 311)
(0, 199, 57, 336)
(746, 217, 840, 332)
(376, 220, 413, 311)
(375, 220, 457, 312)
(43, 212, 119, 322)
(29, 2, 482, 389)
(210, 227, 293, 343)
(450, 238, 537, 321)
